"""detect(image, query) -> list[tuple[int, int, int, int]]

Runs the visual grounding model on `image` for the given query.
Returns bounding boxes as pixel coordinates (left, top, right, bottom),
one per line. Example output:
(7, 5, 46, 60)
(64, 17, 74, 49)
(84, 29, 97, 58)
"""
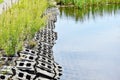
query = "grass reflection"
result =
(59, 5, 120, 22)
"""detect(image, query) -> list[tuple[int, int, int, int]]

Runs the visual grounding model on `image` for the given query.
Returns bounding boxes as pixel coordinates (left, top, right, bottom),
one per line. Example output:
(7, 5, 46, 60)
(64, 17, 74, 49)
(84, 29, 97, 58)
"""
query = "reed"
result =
(0, 0, 3, 3)
(56, 0, 120, 8)
(0, 0, 48, 56)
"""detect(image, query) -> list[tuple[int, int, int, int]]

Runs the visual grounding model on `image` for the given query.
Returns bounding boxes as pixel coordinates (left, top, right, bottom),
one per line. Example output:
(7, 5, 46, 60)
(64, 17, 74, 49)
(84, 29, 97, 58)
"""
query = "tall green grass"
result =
(56, 0, 120, 8)
(0, 0, 48, 56)
(0, 0, 3, 3)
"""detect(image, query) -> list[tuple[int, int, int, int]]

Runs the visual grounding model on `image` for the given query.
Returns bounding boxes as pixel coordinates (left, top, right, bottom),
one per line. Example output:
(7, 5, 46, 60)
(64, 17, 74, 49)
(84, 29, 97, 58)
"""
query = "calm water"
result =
(53, 5, 120, 80)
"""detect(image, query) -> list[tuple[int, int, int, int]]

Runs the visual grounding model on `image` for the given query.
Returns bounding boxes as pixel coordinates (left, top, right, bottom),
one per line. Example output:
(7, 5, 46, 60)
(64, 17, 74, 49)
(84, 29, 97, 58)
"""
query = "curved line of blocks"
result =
(0, 7, 62, 80)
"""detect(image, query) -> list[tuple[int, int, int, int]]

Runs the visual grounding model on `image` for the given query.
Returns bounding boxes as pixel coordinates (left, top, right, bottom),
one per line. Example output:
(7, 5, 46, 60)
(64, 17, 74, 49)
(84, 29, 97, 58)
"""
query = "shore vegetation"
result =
(0, 0, 48, 56)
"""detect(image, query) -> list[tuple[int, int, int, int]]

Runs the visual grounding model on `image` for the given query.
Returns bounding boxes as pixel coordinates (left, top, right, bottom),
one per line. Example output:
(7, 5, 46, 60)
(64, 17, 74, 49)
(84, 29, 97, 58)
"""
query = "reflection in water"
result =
(59, 5, 120, 22)
(54, 5, 120, 80)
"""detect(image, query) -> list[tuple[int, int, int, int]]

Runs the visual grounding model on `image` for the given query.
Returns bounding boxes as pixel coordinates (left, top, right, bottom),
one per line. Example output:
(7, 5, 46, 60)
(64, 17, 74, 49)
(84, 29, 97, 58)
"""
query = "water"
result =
(53, 5, 120, 80)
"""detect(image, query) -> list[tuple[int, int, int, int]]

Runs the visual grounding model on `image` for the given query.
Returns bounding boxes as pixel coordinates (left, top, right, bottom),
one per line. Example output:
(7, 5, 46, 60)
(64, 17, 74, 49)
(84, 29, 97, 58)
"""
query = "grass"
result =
(0, 0, 48, 56)
(0, 0, 3, 3)
(59, 4, 120, 22)
(56, 0, 120, 8)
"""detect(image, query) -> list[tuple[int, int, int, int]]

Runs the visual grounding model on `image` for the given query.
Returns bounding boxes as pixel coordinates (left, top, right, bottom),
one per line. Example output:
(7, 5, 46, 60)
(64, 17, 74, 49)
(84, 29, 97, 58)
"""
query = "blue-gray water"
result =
(53, 6, 120, 80)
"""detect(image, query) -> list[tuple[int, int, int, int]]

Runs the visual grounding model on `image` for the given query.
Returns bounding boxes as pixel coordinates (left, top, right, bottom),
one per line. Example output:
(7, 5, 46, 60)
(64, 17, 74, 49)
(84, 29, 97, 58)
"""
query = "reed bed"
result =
(56, 0, 120, 8)
(0, 0, 48, 56)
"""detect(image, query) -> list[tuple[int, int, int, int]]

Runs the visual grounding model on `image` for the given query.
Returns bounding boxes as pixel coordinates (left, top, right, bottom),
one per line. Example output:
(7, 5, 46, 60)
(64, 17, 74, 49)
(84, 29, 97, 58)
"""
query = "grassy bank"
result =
(0, 0, 48, 56)
(56, 0, 120, 8)
(0, 0, 3, 3)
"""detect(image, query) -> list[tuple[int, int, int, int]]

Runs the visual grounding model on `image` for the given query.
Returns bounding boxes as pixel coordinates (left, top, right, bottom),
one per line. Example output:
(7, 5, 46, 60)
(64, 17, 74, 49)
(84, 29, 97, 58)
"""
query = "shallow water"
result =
(53, 5, 120, 80)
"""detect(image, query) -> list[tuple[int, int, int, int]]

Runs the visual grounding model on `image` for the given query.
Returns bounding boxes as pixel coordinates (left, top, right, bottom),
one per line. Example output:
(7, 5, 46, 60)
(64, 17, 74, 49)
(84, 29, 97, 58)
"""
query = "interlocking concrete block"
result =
(38, 55, 54, 65)
(35, 66, 55, 79)
(37, 47, 53, 54)
(22, 48, 38, 55)
(15, 60, 36, 71)
(12, 69, 36, 80)
(36, 60, 54, 71)
(37, 45, 52, 53)
(37, 42, 53, 50)
(17, 52, 38, 61)
(0, 74, 12, 80)
(37, 50, 54, 60)
(53, 63, 62, 80)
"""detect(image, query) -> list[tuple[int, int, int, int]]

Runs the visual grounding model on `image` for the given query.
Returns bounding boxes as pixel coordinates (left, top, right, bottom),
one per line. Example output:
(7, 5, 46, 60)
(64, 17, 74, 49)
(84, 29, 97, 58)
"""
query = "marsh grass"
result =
(0, 0, 48, 56)
(56, 0, 120, 8)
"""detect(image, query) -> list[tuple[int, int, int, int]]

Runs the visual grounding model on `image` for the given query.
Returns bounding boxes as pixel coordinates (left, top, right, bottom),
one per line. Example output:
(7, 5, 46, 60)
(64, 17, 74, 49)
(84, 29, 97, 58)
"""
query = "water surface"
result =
(54, 5, 120, 80)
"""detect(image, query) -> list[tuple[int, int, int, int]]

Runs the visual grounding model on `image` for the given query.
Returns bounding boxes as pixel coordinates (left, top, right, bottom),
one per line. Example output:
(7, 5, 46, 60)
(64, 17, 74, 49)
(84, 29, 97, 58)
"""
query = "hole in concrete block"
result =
(48, 60, 51, 63)
(29, 56, 34, 60)
(31, 51, 35, 54)
(47, 66, 52, 69)
(44, 48, 46, 50)
(26, 75, 31, 79)
(26, 63, 31, 67)
(58, 66, 62, 69)
(42, 57, 46, 60)
(19, 73, 24, 77)
(48, 38, 51, 40)
(19, 63, 24, 66)
(0, 75, 5, 79)
(36, 38, 39, 40)
(41, 63, 45, 66)
(43, 53, 46, 55)
(1, 57, 6, 60)
(48, 40, 51, 43)
(59, 73, 62, 76)
(48, 55, 51, 58)
(26, 49, 29, 52)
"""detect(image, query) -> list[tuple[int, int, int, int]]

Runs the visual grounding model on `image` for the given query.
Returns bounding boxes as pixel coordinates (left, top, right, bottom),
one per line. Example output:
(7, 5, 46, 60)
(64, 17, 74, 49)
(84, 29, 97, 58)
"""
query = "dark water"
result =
(53, 5, 120, 80)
